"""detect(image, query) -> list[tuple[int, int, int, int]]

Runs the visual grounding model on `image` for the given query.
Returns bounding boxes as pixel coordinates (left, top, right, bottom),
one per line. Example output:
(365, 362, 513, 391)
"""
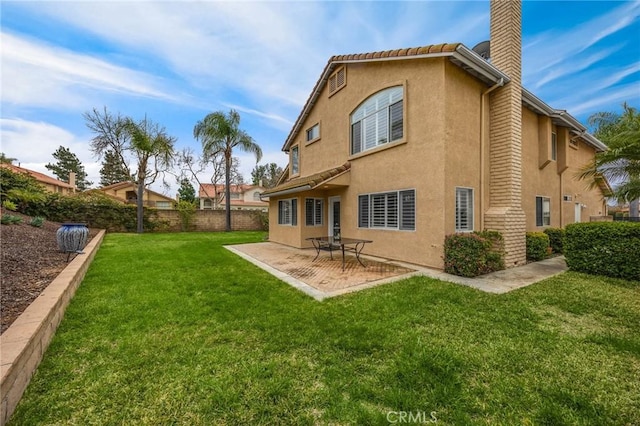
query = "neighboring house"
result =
(261, 1, 610, 269)
(98, 182, 175, 209)
(199, 184, 268, 211)
(1, 163, 77, 195)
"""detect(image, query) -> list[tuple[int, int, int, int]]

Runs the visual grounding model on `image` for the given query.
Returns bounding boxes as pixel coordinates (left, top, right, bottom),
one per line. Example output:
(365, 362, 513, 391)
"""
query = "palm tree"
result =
(581, 103, 640, 205)
(193, 110, 262, 231)
(125, 117, 176, 233)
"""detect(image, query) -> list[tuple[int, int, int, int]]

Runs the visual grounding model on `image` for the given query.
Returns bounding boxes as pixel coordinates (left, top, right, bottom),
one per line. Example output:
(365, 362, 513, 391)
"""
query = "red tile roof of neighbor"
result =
(0, 163, 75, 189)
(198, 184, 264, 198)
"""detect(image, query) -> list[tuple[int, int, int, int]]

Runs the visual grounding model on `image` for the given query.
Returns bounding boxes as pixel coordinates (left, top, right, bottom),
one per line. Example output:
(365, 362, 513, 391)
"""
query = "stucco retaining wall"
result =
(0, 230, 106, 426)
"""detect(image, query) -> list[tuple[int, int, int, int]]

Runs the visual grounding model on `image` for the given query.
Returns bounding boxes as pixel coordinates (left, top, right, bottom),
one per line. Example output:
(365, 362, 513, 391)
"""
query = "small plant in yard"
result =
(444, 230, 505, 277)
(526, 232, 550, 262)
(1, 214, 23, 225)
(29, 216, 45, 228)
(2, 199, 17, 211)
(175, 200, 197, 231)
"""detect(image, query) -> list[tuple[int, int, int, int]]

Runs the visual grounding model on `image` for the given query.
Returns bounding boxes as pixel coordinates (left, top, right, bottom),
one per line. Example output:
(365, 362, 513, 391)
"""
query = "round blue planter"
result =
(56, 223, 89, 253)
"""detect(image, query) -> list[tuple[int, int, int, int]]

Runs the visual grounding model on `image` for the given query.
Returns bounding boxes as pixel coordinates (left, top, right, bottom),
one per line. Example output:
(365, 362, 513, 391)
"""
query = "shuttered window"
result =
(328, 67, 346, 95)
(358, 189, 415, 231)
(305, 198, 323, 226)
(350, 86, 404, 155)
(278, 199, 297, 226)
(399, 190, 415, 230)
(455, 188, 474, 232)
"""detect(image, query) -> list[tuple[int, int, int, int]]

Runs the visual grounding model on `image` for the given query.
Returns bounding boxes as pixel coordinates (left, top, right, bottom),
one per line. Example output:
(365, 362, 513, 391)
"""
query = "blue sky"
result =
(1, 0, 639, 194)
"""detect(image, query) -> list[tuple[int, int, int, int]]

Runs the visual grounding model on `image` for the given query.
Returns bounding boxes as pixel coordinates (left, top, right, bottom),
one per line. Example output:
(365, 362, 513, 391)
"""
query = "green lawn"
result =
(9, 232, 640, 425)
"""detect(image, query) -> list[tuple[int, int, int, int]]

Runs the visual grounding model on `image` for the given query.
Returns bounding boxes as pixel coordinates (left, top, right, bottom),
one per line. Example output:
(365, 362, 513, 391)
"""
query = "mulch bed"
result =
(1, 211, 98, 334)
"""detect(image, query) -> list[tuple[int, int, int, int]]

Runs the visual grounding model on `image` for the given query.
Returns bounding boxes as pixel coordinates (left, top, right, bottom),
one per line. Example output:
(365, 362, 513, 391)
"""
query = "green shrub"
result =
(2, 200, 17, 211)
(1, 214, 23, 225)
(175, 200, 196, 231)
(0, 167, 46, 198)
(543, 227, 565, 254)
(526, 232, 550, 262)
(565, 222, 640, 281)
(444, 231, 505, 277)
(30, 216, 44, 227)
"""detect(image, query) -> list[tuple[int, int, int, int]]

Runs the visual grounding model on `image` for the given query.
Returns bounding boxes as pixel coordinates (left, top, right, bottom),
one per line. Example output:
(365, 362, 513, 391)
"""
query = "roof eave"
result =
(521, 88, 607, 152)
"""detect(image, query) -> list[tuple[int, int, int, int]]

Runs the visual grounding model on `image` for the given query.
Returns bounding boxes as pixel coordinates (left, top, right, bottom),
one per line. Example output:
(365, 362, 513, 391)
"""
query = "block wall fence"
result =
(154, 210, 267, 232)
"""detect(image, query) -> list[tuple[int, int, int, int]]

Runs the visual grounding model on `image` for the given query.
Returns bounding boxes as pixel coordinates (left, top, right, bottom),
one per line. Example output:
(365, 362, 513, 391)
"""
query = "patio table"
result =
(306, 236, 373, 271)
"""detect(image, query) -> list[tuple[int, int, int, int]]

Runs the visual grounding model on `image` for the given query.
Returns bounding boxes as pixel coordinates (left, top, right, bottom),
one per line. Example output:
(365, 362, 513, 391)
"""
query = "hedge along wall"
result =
(564, 222, 640, 281)
(155, 209, 267, 232)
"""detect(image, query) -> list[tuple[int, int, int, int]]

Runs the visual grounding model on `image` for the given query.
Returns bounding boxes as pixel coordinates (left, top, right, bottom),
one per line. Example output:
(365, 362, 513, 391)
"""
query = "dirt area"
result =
(1, 211, 97, 334)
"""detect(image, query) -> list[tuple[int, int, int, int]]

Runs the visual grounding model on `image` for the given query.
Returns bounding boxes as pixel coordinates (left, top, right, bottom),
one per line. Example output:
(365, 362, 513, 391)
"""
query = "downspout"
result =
(479, 78, 505, 230)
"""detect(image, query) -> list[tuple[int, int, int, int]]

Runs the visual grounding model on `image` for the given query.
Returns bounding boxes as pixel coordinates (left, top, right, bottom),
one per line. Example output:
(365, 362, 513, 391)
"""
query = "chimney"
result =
(69, 172, 77, 191)
(484, 0, 527, 266)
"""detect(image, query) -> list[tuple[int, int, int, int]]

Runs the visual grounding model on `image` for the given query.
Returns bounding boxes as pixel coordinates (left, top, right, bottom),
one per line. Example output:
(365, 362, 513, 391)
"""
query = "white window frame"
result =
(536, 196, 551, 227)
(358, 189, 415, 231)
(350, 86, 404, 155)
(455, 187, 474, 232)
(291, 146, 299, 176)
(305, 198, 323, 226)
(278, 198, 297, 226)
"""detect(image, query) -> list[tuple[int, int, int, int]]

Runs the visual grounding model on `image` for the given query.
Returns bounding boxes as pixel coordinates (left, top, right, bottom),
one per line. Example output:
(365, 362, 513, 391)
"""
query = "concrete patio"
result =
(226, 242, 569, 300)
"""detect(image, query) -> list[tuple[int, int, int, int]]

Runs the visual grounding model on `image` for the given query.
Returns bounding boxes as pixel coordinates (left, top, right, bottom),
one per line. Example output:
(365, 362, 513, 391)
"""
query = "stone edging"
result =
(0, 229, 106, 426)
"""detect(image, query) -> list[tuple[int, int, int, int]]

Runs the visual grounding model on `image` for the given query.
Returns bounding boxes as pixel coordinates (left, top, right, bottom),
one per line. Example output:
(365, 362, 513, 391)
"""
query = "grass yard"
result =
(9, 232, 640, 425)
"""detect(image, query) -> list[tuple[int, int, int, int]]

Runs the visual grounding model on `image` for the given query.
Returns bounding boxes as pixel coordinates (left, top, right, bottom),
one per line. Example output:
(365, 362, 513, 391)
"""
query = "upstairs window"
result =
(291, 146, 299, 175)
(306, 123, 320, 143)
(328, 67, 346, 96)
(351, 86, 404, 155)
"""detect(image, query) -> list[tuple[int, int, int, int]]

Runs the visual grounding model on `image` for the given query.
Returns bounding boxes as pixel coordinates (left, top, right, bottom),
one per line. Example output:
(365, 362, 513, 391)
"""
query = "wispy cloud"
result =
(0, 118, 101, 183)
(1, 32, 179, 110)
(523, 1, 640, 90)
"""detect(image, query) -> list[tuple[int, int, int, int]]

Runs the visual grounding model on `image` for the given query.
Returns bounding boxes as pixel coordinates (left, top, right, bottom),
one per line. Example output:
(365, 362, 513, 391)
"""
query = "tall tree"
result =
(45, 146, 92, 190)
(100, 149, 132, 186)
(177, 178, 196, 204)
(0, 153, 17, 164)
(85, 107, 176, 233)
(193, 109, 262, 231)
(251, 162, 283, 188)
(175, 147, 244, 209)
(581, 103, 640, 205)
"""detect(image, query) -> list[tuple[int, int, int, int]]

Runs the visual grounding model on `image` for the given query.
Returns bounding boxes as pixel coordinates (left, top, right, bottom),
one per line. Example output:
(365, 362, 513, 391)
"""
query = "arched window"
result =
(350, 86, 403, 155)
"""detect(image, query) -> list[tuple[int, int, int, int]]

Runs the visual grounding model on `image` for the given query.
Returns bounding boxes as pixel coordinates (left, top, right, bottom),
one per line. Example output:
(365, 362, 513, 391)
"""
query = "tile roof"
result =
(261, 162, 350, 197)
(329, 43, 460, 62)
(0, 163, 75, 189)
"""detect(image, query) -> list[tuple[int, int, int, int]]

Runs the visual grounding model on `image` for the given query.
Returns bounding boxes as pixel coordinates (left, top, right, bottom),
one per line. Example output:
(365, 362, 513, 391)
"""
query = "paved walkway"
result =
(226, 242, 568, 300)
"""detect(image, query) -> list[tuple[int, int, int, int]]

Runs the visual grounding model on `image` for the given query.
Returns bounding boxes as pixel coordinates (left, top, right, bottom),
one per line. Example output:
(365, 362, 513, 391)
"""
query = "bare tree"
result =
(84, 107, 176, 233)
